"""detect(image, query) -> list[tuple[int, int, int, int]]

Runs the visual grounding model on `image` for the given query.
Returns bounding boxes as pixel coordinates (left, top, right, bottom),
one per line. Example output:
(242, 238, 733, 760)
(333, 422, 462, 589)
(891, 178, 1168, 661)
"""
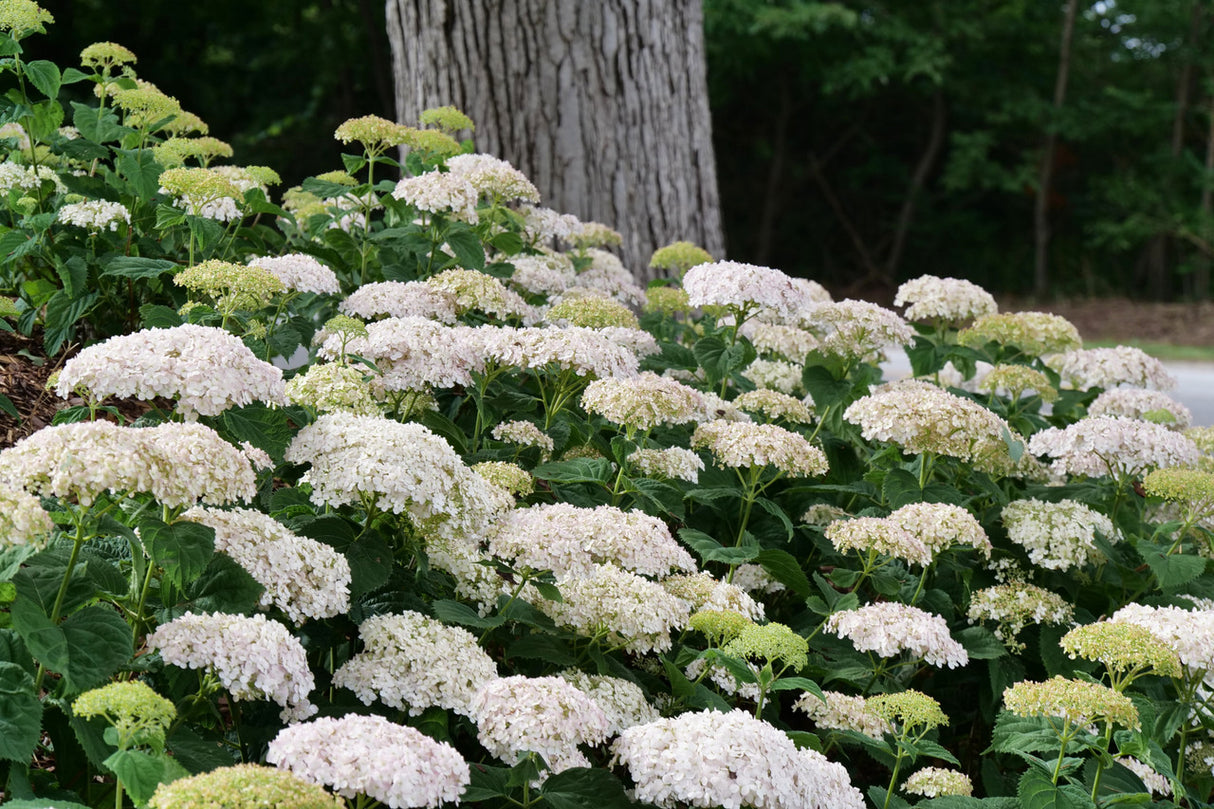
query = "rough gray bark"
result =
(386, 0, 724, 282)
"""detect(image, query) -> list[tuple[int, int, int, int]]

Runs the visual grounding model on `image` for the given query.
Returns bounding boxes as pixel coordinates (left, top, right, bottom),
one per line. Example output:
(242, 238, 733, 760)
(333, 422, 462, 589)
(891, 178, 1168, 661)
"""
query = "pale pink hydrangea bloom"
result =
(825, 516, 933, 566)
(477, 325, 640, 378)
(332, 611, 498, 717)
(613, 708, 865, 809)
(692, 419, 828, 478)
(661, 572, 766, 621)
(825, 602, 969, 668)
(1001, 498, 1116, 571)
(247, 253, 339, 295)
(339, 280, 458, 322)
(1029, 416, 1200, 479)
(0, 482, 53, 548)
(148, 612, 315, 721)
(1111, 603, 1214, 674)
(471, 675, 610, 773)
(489, 502, 695, 579)
(893, 274, 997, 324)
(537, 563, 692, 653)
(1047, 345, 1177, 391)
(581, 372, 704, 431)
(801, 299, 914, 361)
(684, 261, 813, 322)
(793, 690, 893, 739)
(1088, 388, 1192, 429)
(181, 506, 351, 623)
(628, 447, 704, 483)
(888, 501, 992, 558)
(54, 324, 286, 419)
(57, 199, 130, 233)
(267, 714, 469, 809)
(559, 669, 660, 737)
(444, 152, 541, 203)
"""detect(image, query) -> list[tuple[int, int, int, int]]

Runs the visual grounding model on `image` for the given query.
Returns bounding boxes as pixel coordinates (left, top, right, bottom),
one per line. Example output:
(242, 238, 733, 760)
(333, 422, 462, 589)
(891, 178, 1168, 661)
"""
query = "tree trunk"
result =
(1033, 0, 1079, 299)
(385, 0, 724, 283)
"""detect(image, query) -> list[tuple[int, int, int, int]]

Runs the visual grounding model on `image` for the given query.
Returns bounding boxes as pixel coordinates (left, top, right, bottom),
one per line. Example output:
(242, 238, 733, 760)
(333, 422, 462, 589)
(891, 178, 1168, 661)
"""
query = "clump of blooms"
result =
(340, 280, 458, 322)
(801, 299, 914, 361)
(1110, 603, 1214, 673)
(546, 295, 638, 329)
(0, 161, 63, 195)
(1143, 467, 1214, 521)
(334, 114, 409, 154)
(247, 253, 340, 295)
(489, 502, 694, 578)
(471, 675, 609, 773)
(683, 261, 812, 322)
(559, 669, 660, 736)
(181, 506, 351, 623)
(147, 612, 315, 721)
(392, 170, 479, 221)
(445, 152, 541, 204)
(1001, 498, 1116, 571)
(613, 708, 864, 809)
(581, 372, 703, 432)
(893, 274, 997, 324)
(903, 767, 974, 798)
(576, 249, 648, 306)
(1116, 757, 1174, 797)
(72, 681, 176, 747)
(285, 362, 379, 416)
(825, 516, 932, 566)
(1047, 345, 1177, 391)
(419, 104, 475, 133)
(825, 602, 969, 668)
(1059, 621, 1182, 679)
(267, 714, 469, 809)
(1028, 416, 1200, 479)
(507, 252, 577, 297)
(0, 482, 52, 548)
(628, 447, 704, 483)
(285, 413, 501, 540)
(967, 581, 1074, 650)
(322, 316, 482, 391)
(845, 383, 1027, 477)
(979, 364, 1058, 402)
(1089, 388, 1192, 429)
(802, 503, 851, 527)
(733, 389, 814, 425)
(427, 268, 536, 322)
(148, 764, 344, 809)
(491, 419, 554, 455)
(1003, 676, 1139, 730)
(794, 690, 893, 739)
(644, 286, 691, 316)
(174, 258, 284, 310)
(692, 419, 828, 477)
(564, 220, 623, 250)
(888, 501, 992, 557)
(539, 564, 692, 653)
(742, 358, 804, 395)
(867, 690, 950, 731)
(520, 204, 582, 243)
(151, 135, 234, 167)
(54, 324, 287, 418)
(649, 241, 713, 276)
(722, 621, 809, 671)
(744, 322, 819, 362)
(81, 41, 137, 68)
(689, 609, 754, 646)
(57, 199, 130, 233)
(958, 311, 1082, 356)
(472, 460, 533, 497)
(158, 166, 243, 221)
(662, 572, 766, 621)
(477, 325, 640, 378)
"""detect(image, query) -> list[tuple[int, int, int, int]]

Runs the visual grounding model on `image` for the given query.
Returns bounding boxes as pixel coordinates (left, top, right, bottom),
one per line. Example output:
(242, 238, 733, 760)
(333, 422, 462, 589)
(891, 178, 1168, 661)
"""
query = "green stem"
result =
(34, 515, 89, 692)
(1089, 722, 1115, 801)
(115, 776, 124, 809)
(883, 736, 907, 809)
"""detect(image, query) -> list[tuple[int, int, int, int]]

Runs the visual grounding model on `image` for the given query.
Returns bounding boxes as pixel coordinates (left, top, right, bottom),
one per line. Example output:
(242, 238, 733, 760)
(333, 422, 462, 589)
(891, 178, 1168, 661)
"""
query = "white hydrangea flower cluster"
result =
(692, 420, 828, 478)
(180, 506, 351, 623)
(57, 199, 130, 233)
(893, 274, 997, 324)
(733, 389, 814, 425)
(1001, 498, 1116, 571)
(332, 611, 498, 717)
(539, 563, 692, 653)
(320, 317, 482, 391)
(471, 675, 609, 773)
(966, 581, 1074, 649)
(825, 515, 933, 566)
(793, 690, 893, 739)
(392, 170, 480, 222)
(1113, 757, 1173, 797)
(284, 413, 502, 539)
(825, 602, 969, 669)
(613, 708, 865, 809)
(662, 571, 766, 621)
(507, 252, 577, 297)
(742, 358, 804, 395)
(1088, 388, 1192, 429)
(902, 767, 974, 798)
(54, 324, 287, 419)
(844, 382, 1030, 477)
(491, 419, 554, 455)
(730, 563, 786, 595)
(339, 280, 458, 322)
(580, 372, 703, 431)
(445, 152, 541, 203)
(0, 161, 64, 194)
(0, 482, 53, 548)
(959, 311, 1082, 355)
(1047, 346, 1177, 391)
(147, 612, 315, 721)
(802, 300, 914, 361)
(520, 204, 582, 243)
(628, 447, 704, 483)
(683, 261, 813, 322)
(1028, 416, 1200, 479)
(573, 249, 648, 307)
(742, 322, 819, 361)
(285, 362, 380, 416)
(247, 253, 340, 295)
(684, 655, 762, 701)
(1111, 603, 1214, 674)
(0, 421, 265, 507)
(427, 268, 538, 322)
(267, 714, 470, 809)
(478, 325, 640, 378)
(888, 501, 992, 558)
(559, 669, 660, 737)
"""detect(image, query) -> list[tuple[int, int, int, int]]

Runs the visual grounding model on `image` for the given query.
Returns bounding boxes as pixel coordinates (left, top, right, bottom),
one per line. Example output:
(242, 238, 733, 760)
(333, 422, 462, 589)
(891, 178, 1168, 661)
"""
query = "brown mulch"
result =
(0, 329, 77, 447)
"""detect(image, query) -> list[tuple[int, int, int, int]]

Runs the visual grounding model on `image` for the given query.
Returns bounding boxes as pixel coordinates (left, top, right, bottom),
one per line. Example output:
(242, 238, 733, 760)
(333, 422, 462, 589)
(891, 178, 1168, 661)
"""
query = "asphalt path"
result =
(881, 351, 1214, 428)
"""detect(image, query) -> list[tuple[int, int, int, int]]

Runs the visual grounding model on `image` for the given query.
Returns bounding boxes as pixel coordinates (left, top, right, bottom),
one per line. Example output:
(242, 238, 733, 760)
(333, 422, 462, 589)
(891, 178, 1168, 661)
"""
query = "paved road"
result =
(881, 352, 1214, 428)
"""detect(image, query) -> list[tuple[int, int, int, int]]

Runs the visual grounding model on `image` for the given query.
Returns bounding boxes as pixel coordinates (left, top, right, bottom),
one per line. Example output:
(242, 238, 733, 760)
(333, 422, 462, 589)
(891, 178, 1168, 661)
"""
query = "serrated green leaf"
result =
(432, 599, 505, 629)
(219, 402, 292, 462)
(24, 59, 61, 99)
(139, 303, 182, 329)
(679, 528, 759, 564)
(140, 517, 214, 591)
(181, 554, 263, 615)
(755, 548, 811, 596)
(0, 661, 41, 761)
(882, 468, 922, 508)
(1018, 769, 1094, 809)
(1138, 544, 1206, 592)
(802, 365, 853, 409)
(531, 458, 614, 485)
(101, 256, 177, 280)
(957, 625, 1008, 660)
(104, 748, 189, 806)
(116, 148, 164, 201)
(445, 224, 485, 271)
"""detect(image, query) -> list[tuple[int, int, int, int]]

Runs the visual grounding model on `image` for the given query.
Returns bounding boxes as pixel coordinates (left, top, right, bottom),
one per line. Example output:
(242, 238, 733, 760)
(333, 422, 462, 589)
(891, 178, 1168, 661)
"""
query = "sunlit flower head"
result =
(1003, 676, 1139, 730)
(893, 274, 997, 325)
(958, 311, 1082, 356)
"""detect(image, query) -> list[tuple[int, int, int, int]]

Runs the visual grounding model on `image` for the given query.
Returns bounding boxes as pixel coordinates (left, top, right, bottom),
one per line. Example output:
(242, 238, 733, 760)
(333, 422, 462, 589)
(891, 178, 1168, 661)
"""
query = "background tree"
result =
(385, 0, 724, 280)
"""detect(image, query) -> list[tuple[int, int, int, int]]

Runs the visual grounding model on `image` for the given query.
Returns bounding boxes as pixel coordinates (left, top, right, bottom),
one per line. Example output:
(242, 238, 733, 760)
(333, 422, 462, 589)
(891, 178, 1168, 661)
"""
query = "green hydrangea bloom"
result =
(73, 680, 176, 749)
(867, 689, 949, 731)
(649, 241, 712, 276)
(419, 105, 475, 133)
(722, 621, 809, 671)
(148, 764, 344, 809)
(689, 609, 754, 647)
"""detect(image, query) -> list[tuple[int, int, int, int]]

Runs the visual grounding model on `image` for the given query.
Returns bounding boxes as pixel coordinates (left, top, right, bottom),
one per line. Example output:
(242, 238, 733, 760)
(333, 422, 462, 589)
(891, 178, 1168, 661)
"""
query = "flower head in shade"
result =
(1003, 676, 1139, 730)
(966, 581, 1074, 650)
(692, 420, 828, 478)
(661, 572, 766, 621)
(894, 275, 997, 325)
(867, 690, 949, 731)
(581, 372, 703, 432)
(559, 669, 660, 737)
(826, 516, 933, 566)
(72, 680, 175, 749)
(979, 364, 1059, 402)
(722, 621, 808, 672)
(0, 482, 52, 548)
(340, 280, 458, 322)
(546, 295, 638, 329)
(612, 708, 865, 809)
(742, 358, 804, 395)
(1109, 603, 1214, 674)
(888, 501, 992, 558)
(0, 1, 53, 37)
(392, 169, 480, 222)
(491, 419, 554, 456)
(539, 564, 691, 653)
(57, 199, 130, 234)
(628, 447, 704, 483)
(151, 135, 234, 167)
(507, 251, 578, 297)
(1004, 498, 1116, 571)
(903, 768, 973, 798)
(825, 603, 969, 669)
(794, 690, 893, 739)
(427, 268, 537, 323)
(471, 675, 610, 773)
(802, 299, 914, 361)
(959, 311, 1082, 356)
(81, 41, 137, 70)
(181, 506, 351, 623)
(1047, 345, 1176, 391)
(1028, 416, 1200, 480)
(248, 253, 340, 295)
(649, 241, 713, 277)
(684, 261, 811, 322)
(158, 167, 243, 221)
(285, 362, 380, 416)
(472, 460, 533, 497)
(147, 612, 315, 721)
(574, 249, 648, 306)
(174, 258, 283, 310)
(733, 389, 814, 425)
(1089, 388, 1192, 429)
(1060, 621, 1182, 679)
(267, 714, 468, 809)
(564, 220, 623, 250)
(644, 286, 691, 317)
(744, 322, 819, 362)
(149, 764, 344, 809)
(54, 324, 286, 419)
(332, 611, 497, 717)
